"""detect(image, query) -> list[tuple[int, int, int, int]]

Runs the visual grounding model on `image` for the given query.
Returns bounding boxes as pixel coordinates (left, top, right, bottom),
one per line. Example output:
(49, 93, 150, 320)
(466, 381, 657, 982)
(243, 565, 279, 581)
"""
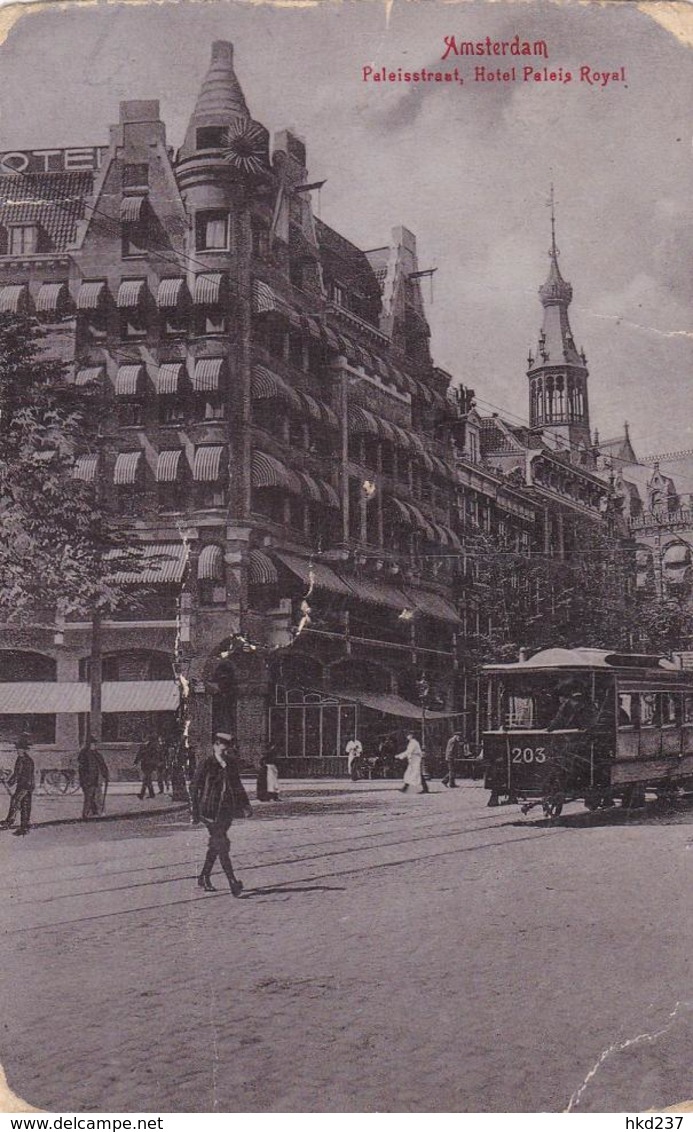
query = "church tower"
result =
(527, 193, 591, 457)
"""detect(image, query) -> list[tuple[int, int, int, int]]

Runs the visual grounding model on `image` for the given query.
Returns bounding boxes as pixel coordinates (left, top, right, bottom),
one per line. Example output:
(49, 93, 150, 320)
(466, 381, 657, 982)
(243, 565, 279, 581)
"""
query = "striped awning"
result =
(320, 480, 341, 510)
(406, 501, 437, 542)
(302, 316, 323, 340)
(378, 418, 398, 445)
(251, 451, 301, 495)
(431, 456, 451, 480)
(0, 680, 179, 715)
(345, 577, 411, 612)
(197, 544, 224, 581)
(113, 451, 143, 485)
(251, 365, 302, 412)
(354, 344, 372, 370)
(390, 497, 415, 528)
(193, 357, 225, 392)
(120, 195, 146, 222)
(72, 454, 98, 482)
(322, 403, 340, 430)
(192, 446, 225, 483)
(252, 279, 279, 314)
(36, 281, 67, 315)
(117, 279, 146, 309)
(248, 549, 278, 586)
(157, 278, 186, 309)
(348, 405, 379, 436)
(441, 526, 462, 551)
(114, 364, 145, 396)
(419, 450, 434, 473)
(406, 432, 426, 457)
(298, 391, 323, 424)
(74, 366, 104, 386)
(431, 523, 451, 547)
(323, 327, 340, 350)
(337, 335, 358, 364)
(155, 362, 185, 395)
(155, 450, 183, 483)
(272, 550, 352, 597)
(0, 284, 28, 313)
(298, 472, 323, 504)
(77, 281, 106, 310)
(109, 542, 188, 584)
(194, 273, 224, 305)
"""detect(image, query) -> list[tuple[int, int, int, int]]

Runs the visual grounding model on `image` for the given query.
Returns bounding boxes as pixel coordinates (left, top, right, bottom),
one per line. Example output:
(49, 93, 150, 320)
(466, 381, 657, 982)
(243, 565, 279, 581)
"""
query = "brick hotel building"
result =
(0, 41, 623, 774)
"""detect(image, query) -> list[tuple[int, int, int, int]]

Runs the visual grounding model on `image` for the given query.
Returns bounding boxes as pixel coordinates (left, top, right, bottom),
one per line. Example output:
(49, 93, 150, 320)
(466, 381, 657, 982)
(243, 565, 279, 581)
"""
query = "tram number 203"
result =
(511, 747, 546, 764)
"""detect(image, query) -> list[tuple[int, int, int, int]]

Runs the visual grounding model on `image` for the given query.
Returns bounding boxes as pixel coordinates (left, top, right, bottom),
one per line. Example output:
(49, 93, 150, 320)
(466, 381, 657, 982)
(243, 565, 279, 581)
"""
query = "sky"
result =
(0, 0, 690, 466)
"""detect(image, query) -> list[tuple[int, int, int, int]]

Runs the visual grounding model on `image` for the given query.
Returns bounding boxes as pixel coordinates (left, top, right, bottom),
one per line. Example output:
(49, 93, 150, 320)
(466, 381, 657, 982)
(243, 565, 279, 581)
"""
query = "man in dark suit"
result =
(78, 737, 109, 819)
(1, 735, 35, 836)
(190, 732, 252, 895)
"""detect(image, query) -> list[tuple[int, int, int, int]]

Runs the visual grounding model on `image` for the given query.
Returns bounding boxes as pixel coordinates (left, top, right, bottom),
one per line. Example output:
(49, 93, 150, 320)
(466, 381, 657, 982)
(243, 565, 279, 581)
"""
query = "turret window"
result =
(196, 211, 229, 252)
(196, 127, 227, 150)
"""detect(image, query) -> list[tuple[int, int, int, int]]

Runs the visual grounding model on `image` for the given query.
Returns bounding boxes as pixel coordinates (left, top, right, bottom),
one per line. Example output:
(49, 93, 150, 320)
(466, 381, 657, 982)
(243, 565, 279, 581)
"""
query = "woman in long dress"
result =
(396, 732, 426, 794)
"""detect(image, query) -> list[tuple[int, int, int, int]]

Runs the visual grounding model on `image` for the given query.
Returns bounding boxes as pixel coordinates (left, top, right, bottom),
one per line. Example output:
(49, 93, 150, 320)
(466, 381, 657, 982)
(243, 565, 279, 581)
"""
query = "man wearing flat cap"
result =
(0, 734, 35, 836)
(190, 731, 252, 895)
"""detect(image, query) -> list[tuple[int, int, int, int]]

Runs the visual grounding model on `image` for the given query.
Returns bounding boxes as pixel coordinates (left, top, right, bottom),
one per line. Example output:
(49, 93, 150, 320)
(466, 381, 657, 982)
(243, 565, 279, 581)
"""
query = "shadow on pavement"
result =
(502, 794, 693, 830)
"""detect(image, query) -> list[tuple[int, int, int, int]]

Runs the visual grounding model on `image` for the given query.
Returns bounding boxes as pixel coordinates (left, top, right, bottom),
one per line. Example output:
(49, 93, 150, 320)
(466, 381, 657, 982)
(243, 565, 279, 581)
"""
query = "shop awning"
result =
(109, 542, 188, 584)
(36, 281, 67, 316)
(272, 551, 353, 597)
(120, 195, 146, 222)
(252, 279, 280, 314)
(319, 480, 341, 510)
(194, 273, 224, 305)
(332, 689, 458, 721)
(157, 278, 186, 309)
(405, 588, 461, 625)
(297, 471, 323, 504)
(76, 281, 106, 310)
(0, 680, 179, 714)
(155, 450, 183, 483)
(248, 549, 278, 586)
(251, 451, 302, 495)
(348, 405, 379, 436)
(345, 577, 412, 613)
(298, 390, 323, 424)
(0, 284, 28, 314)
(192, 357, 225, 392)
(155, 362, 185, 395)
(192, 446, 225, 483)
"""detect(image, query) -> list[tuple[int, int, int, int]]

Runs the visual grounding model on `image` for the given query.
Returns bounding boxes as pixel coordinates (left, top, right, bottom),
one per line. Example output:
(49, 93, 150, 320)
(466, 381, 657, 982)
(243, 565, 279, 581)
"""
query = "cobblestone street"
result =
(2, 780, 693, 1113)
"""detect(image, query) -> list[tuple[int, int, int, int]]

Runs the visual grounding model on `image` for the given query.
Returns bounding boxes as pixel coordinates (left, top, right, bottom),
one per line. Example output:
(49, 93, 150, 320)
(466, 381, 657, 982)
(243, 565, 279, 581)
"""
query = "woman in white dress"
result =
(396, 732, 426, 793)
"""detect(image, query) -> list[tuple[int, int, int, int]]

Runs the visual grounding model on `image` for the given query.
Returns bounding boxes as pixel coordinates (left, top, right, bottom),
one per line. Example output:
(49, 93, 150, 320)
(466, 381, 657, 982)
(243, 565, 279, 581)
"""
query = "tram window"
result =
(684, 695, 693, 724)
(639, 693, 658, 727)
(660, 693, 680, 726)
(617, 694, 634, 727)
(505, 694, 534, 729)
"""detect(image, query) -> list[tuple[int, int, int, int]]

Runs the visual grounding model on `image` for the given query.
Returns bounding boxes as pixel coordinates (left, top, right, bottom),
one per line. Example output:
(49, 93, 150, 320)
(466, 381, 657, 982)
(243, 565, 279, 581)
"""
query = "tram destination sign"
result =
(0, 147, 107, 174)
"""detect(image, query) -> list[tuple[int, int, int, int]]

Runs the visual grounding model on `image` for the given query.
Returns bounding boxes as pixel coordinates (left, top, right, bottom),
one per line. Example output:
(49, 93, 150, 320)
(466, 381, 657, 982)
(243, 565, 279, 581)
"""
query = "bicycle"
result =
(39, 768, 80, 795)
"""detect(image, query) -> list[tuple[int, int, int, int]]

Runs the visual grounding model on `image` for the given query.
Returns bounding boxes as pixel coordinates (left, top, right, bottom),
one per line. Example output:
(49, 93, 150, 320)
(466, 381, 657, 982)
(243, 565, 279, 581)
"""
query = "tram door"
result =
(269, 688, 357, 759)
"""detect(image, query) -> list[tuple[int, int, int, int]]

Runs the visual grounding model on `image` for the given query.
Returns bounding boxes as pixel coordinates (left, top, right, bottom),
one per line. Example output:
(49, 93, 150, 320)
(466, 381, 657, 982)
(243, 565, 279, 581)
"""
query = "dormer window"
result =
(329, 281, 346, 308)
(8, 225, 39, 255)
(195, 210, 229, 252)
(196, 126, 227, 150)
(123, 163, 149, 189)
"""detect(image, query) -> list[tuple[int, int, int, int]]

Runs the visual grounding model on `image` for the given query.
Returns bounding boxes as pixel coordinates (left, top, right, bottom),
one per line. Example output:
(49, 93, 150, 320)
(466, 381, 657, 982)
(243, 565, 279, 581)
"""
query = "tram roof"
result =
(483, 648, 682, 674)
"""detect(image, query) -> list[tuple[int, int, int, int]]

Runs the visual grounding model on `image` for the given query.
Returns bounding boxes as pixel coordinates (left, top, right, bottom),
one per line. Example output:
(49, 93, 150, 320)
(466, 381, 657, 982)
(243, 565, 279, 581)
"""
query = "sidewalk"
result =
(3, 781, 188, 828)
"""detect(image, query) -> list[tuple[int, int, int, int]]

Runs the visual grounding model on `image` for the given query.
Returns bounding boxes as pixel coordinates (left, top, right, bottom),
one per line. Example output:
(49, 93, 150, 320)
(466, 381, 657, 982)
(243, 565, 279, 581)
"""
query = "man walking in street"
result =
(190, 731, 252, 895)
(442, 731, 461, 788)
(0, 735, 35, 836)
(134, 733, 163, 799)
(396, 731, 428, 794)
(77, 736, 109, 819)
(345, 736, 363, 782)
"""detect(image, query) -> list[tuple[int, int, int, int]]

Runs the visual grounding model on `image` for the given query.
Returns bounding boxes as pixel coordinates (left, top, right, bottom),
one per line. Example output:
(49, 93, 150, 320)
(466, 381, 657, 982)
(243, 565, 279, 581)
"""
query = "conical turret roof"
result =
(192, 41, 249, 122)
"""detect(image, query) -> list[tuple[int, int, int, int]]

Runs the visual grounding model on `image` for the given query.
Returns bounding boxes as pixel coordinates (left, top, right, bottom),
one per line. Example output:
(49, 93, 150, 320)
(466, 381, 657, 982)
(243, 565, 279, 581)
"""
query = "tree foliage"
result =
(0, 314, 136, 622)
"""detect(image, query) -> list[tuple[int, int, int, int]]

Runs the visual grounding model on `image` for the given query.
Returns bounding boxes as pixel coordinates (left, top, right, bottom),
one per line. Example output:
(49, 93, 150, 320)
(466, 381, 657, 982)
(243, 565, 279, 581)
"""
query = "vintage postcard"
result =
(0, 0, 691, 1118)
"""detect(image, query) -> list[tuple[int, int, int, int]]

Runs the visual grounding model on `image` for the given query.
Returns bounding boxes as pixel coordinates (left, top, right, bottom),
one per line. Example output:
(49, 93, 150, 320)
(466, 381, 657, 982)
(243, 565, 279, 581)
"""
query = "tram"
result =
(482, 648, 693, 816)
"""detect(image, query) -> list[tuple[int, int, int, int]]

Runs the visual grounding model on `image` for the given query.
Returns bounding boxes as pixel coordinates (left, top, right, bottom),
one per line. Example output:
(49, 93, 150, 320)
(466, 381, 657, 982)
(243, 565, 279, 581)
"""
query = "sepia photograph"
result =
(0, 0, 691, 1116)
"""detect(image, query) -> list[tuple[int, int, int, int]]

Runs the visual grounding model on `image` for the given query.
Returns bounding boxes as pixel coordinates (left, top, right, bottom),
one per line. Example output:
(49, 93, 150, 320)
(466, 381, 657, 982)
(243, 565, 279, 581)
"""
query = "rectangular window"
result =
(123, 163, 149, 188)
(196, 484, 226, 509)
(158, 483, 185, 512)
(639, 692, 658, 727)
(121, 309, 147, 338)
(252, 224, 269, 260)
(684, 694, 693, 724)
(203, 395, 225, 421)
(199, 581, 227, 606)
(330, 281, 347, 307)
(164, 309, 188, 336)
(8, 225, 38, 255)
(158, 398, 185, 425)
(196, 211, 229, 252)
(204, 310, 227, 335)
(118, 402, 144, 427)
(122, 222, 147, 258)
